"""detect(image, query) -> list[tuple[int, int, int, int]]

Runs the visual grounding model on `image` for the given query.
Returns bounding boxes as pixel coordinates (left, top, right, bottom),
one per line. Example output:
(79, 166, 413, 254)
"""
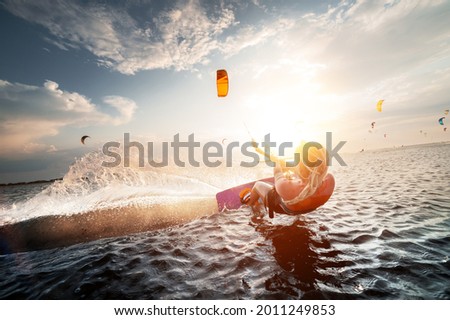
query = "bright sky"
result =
(1, 0, 449, 183)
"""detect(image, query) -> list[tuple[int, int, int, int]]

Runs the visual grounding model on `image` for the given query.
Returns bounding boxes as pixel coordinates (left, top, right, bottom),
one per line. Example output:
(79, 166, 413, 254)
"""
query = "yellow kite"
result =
(376, 100, 384, 112)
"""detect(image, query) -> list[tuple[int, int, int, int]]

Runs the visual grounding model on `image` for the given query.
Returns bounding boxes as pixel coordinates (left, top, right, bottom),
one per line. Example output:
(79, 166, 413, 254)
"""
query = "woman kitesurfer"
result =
(240, 143, 332, 218)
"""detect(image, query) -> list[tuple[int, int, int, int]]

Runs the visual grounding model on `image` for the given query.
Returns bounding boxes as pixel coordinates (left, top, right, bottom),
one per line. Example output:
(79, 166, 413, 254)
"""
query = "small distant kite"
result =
(81, 135, 90, 144)
(376, 100, 384, 112)
(438, 117, 445, 125)
(216, 69, 229, 97)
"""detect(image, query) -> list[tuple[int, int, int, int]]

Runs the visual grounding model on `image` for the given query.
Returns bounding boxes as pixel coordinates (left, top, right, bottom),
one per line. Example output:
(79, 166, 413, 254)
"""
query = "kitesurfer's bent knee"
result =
(274, 175, 305, 204)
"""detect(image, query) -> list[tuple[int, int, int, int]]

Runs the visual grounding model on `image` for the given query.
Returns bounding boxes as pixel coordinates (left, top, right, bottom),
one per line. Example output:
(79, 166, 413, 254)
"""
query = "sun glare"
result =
(243, 77, 335, 156)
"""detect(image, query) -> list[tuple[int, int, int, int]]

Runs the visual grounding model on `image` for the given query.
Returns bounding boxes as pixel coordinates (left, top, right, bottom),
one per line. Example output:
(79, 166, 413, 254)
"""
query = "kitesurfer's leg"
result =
(247, 181, 273, 214)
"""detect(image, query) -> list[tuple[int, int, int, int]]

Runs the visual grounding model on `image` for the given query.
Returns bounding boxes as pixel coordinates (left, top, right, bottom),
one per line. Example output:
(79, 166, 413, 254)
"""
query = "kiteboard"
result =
(215, 174, 335, 213)
(216, 177, 274, 211)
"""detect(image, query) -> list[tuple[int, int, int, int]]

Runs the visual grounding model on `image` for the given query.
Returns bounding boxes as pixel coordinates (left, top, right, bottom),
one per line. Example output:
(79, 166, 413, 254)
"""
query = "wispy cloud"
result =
(2, 0, 286, 74)
(219, 18, 294, 57)
(289, 0, 450, 94)
(239, 0, 450, 109)
(0, 80, 137, 155)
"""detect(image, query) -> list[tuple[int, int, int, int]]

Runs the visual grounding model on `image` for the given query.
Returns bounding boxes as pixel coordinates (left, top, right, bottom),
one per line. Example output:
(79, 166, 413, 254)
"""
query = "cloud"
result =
(0, 79, 137, 155)
(2, 0, 292, 74)
(287, 0, 450, 94)
(4, 0, 447, 84)
(22, 142, 58, 154)
(239, 0, 450, 112)
(219, 18, 294, 57)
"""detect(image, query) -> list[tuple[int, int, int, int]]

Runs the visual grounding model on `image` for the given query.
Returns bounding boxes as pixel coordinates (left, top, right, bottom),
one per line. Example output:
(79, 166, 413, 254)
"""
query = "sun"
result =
(242, 91, 330, 158)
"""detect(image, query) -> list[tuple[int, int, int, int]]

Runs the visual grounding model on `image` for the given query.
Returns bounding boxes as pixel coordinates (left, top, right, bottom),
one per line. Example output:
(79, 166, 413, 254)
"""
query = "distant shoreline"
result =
(343, 139, 450, 155)
(0, 177, 62, 187)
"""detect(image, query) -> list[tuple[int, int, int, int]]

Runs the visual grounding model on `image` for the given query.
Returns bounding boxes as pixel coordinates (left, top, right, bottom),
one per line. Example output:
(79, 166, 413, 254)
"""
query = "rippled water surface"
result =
(1, 144, 449, 299)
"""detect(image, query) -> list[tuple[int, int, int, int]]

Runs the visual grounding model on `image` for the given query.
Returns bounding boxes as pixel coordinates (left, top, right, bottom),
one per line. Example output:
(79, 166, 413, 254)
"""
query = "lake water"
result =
(1, 143, 449, 299)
